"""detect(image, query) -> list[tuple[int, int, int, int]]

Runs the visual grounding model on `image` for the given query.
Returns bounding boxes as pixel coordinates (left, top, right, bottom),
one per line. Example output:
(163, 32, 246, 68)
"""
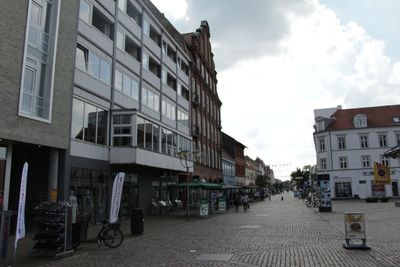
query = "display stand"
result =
(31, 202, 73, 258)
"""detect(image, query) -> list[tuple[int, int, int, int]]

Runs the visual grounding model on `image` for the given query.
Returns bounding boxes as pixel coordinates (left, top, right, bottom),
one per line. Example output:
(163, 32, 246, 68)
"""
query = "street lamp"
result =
(176, 150, 200, 221)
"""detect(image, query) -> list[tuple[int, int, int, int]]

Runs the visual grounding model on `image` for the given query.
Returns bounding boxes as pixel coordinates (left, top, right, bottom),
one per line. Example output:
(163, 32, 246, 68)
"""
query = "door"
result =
(358, 181, 368, 199)
(392, 181, 399, 197)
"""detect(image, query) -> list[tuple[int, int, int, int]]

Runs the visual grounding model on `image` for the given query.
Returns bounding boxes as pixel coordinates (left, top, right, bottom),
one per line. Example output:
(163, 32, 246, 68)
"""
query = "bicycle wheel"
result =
(305, 199, 313, 207)
(103, 228, 124, 248)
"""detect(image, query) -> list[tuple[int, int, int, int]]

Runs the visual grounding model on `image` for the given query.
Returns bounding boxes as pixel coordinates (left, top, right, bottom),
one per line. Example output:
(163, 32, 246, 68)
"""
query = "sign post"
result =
(343, 212, 370, 250)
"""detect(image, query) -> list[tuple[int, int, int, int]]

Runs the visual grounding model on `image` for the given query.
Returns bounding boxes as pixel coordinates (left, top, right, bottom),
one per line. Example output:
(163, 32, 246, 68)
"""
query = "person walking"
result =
(234, 192, 240, 212)
(243, 194, 249, 212)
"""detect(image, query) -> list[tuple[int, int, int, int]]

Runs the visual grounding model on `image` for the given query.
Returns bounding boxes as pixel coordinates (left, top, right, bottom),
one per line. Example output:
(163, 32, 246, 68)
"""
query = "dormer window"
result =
(315, 121, 325, 132)
(353, 114, 367, 128)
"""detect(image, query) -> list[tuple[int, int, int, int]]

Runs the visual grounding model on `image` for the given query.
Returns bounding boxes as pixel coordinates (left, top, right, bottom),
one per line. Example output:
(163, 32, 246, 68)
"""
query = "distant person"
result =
(242, 194, 249, 212)
(234, 193, 240, 212)
(281, 196, 284, 201)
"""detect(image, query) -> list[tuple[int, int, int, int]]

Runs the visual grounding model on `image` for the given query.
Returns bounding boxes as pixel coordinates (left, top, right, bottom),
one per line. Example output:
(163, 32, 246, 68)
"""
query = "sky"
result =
(151, 0, 400, 181)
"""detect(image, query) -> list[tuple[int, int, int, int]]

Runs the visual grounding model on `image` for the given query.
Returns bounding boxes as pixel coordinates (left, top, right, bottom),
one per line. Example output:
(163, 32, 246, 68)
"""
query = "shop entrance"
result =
(392, 181, 399, 197)
(70, 168, 109, 224)
(335, 182, 352, 198)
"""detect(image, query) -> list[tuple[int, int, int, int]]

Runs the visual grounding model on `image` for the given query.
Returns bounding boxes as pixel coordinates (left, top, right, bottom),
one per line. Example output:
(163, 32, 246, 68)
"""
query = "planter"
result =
(365, 197, 379, 203)
(380, 197, 390, 202)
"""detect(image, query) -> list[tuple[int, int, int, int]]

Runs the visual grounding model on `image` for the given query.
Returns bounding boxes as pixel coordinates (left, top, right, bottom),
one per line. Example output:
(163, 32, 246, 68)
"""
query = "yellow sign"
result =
(373, 162, 391, 184)
(50, 189, 57, 202)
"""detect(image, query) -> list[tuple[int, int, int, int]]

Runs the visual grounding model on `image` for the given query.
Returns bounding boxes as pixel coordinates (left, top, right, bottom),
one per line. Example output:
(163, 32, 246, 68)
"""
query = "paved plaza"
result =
(15, 193, 400, 266)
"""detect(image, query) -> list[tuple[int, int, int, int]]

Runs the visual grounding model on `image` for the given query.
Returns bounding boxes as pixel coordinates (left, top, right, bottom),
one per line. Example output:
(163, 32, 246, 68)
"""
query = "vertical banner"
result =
(110, 172, 125, 224)
(373, 162, 391, 184)
(14, 162, 28, 249)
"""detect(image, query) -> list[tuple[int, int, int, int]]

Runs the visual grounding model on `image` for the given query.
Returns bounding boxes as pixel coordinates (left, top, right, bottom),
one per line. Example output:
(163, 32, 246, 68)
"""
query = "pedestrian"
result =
(234, 193, 240, 212)
(243, 194, 249, 212)
(281, 196, 283, 201)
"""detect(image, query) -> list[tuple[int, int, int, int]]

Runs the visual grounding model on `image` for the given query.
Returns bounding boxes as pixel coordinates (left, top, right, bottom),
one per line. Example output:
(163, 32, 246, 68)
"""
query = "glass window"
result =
(320, 158, 326, 170)
(131, 78, 139, 100)
(75, 45, 87, 71)
(142, 53, 149, 70)
(118, 0, 126, 12)
(100, 60, 110, 85)
(142, 88, 147, 106)
(21, 67, 35, 112)
(338, 136, 346, 149)
(360, 135, 368, 148)
(143, 20, 150, 36)
(153, 94, 159, 112)
(97, 109, 107, 145)
(339, 157, 347, 169)
(161, 128, 167, 154)
(145, 120, 152, 150)
(153, 124, 159, 152)
(379, 134, 387, 147)
(79, 0, 91, 24)
(88, 52, 100, 78)
(362, 156, 370, 168)
(137, 117, 144, 148)
(84, 103, 97, 143)
(115, 70, 122, 91)
(71, 98, 84, 140)
(123, 74, 131, 96)
(116, 31, 124, 50)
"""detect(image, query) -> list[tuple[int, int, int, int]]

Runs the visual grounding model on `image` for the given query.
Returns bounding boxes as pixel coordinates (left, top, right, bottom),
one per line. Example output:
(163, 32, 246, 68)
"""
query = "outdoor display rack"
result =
(31, 202, 73, 258)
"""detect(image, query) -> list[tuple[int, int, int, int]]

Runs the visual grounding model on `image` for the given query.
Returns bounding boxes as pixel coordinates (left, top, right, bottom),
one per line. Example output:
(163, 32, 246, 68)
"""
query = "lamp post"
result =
(176, 150, 200, 221)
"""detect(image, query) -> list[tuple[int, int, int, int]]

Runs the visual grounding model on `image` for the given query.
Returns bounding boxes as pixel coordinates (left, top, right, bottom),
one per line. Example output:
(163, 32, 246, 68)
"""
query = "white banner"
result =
(14, 162, 28, 249)
(110, 172, 125, 224)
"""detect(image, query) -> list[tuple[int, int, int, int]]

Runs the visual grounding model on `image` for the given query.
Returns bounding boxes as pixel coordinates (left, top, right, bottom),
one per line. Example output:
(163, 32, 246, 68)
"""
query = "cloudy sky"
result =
(152, 0, 400, 180)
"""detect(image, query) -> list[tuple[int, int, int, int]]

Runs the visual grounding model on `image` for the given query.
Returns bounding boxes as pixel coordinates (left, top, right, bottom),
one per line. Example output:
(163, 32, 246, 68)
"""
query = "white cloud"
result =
(153, 0, 400, 179)
(150, 0, 187, 20)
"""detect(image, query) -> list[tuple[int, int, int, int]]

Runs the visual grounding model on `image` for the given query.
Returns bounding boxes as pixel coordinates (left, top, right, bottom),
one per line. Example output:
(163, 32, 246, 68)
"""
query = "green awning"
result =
(168, 181, 222, 189)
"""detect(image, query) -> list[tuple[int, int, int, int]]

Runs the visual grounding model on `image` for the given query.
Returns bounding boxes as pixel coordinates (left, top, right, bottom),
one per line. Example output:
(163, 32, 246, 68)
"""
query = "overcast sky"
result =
(152, 0, 400, 180)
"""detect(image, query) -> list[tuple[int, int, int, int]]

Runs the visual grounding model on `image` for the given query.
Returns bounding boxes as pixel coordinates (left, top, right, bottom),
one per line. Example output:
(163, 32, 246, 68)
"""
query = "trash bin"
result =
(131, 208, 144, 235)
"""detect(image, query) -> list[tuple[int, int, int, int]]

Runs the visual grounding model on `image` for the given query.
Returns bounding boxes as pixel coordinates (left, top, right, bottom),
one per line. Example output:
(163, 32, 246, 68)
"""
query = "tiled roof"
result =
(327, 105, 400, 131)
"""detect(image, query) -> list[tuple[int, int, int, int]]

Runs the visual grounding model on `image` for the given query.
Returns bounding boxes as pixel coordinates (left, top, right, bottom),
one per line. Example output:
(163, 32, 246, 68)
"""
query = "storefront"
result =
(335, 181, 352, 198)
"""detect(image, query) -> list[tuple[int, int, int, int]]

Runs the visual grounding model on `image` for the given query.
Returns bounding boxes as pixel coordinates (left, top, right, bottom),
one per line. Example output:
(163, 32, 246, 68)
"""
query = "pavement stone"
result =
(12, 193, 400, 266)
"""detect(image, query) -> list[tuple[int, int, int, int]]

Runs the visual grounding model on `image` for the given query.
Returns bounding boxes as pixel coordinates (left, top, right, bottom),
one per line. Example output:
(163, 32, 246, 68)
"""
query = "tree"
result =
(255, 175, 270, 188)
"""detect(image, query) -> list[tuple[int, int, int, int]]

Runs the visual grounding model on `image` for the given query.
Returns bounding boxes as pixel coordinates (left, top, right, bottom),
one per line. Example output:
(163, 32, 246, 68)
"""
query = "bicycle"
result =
(74, 219, 124, 249)
(305, 192, 320, 208)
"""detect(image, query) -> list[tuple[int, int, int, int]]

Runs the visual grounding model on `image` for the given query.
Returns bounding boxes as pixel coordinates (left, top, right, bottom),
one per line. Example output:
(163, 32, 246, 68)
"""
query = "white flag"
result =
(110, 172, 125, 224)
(15, 162, 28, 249)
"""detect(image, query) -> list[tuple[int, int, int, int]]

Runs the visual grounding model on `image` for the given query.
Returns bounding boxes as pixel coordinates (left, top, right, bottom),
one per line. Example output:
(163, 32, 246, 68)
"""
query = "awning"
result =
(168, 181, 222, 189)
(384, 144, 400, 158)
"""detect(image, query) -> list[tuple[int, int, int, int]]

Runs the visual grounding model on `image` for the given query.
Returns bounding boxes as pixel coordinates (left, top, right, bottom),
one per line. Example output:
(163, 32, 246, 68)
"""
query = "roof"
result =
(326, 105, 400, 131)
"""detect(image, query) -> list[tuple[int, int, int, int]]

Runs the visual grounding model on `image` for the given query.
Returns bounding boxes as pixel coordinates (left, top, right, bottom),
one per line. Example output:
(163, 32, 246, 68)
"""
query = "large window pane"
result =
(84, 103, 97, 143)
(115, 70, 122, 91)
(161, 128, 167, 154)
(153, 124, 159, 152)
(137, 117, 144, 148)
(79, 0, 91, 24)
(131, 79, 139, 100)
(88, 52, 100, 78)
(123, 74, 131, 96)
(75, 46, 87, 71)
(145, 121, 152, 150)
(71, 98, 84, 140)
(97, 109, 107, 145)
(100, 60, 110, 85)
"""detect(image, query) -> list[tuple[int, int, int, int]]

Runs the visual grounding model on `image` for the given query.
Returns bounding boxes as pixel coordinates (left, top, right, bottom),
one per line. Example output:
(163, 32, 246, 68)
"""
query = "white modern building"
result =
(313, 105, 400, 199)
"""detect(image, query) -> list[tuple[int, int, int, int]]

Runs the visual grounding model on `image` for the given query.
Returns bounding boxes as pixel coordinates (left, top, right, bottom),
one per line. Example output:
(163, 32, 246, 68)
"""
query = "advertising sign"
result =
(110, 172, 125, 224)
(199, 198, 209, 217)
(344, 212, 366, 240)
(218, 197, 226, 212)
(15, 163, 28, 249)
(373, 162, 391, 184)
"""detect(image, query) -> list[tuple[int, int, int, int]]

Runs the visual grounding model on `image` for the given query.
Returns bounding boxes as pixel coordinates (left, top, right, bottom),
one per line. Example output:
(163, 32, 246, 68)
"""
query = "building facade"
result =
(0, 0, 78, 228)
(70, 0, 195, 219)
(222, 132, 246, 186)
(313, 105, 400, 199)
(222, 149, 236, 186)
(183, 21, 223, 184)
(245, 156, 256, 186)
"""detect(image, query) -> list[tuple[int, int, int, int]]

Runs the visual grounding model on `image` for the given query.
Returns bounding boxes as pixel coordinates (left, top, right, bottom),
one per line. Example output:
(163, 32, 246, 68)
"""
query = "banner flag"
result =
(14, 162, 28, 249)
(373, 162, 391, 184)
(110, 172, 125, 224)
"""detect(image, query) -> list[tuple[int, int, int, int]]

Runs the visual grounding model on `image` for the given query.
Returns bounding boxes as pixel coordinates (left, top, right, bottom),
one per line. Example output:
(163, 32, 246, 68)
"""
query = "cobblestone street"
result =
(30, 193, 400, 266)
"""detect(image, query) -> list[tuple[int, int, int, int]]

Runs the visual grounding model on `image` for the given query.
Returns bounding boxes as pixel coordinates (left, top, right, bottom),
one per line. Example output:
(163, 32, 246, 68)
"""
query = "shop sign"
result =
(373, 162, 391, 184)
(218, 198, 226, 212)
